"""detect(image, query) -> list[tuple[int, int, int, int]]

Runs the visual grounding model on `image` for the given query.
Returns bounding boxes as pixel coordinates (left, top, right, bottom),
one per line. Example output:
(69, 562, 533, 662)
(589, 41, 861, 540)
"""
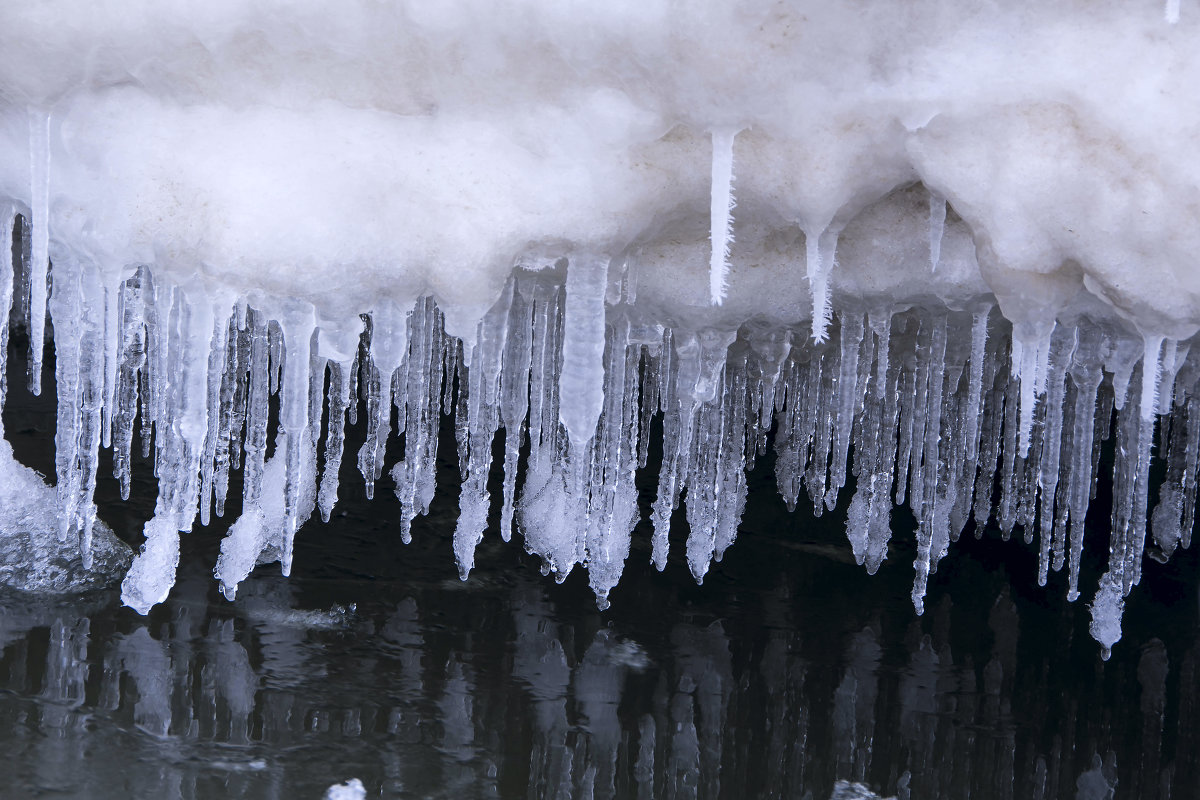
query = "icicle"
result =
(100, 278, 121, 448)
(559, 255, 609, 448)
(963, 306, 991, 464)
(50, 259, 84, 541)
(392, 297, 446, 542)
(1037, 325, 1076, 586)
(972, 328, 1006, 530)
(73, 264, 106, 569)
(268, 320, 283, 396)
(1141, 335, 1164, 425)
(1166, 0, 1180, 24)
(684, 356, 734, 582)
(1066, 327, 1104, 601)
(586, 317, 641, 606)
(27, 111, 50, 395)
(1012, 325, 1054, 458)
(911, 313, 948, 615)
(121, 517, 182, 615)
(215, 433, 288, 601)
(928, 192, 946, 272)
(0, 205, 14, 418)
(112, 270, 147, 501)
(356, 304, 407, 500)
(198, 310, 230, 527)
(279, 304, 319, 576)
(499, 284, 534, 542)
(652, 331, 693, 569)
(122, 290, 215, 613)
(212, 316, 241, 517)
(804, 228, 839, 343)
(242, 311, 271, 508)
(1090, 571, 1124, 659)
(1182, 394, 1200, 550)
(452, 282, 512, 578)
(826, 310, 864, 509)
(1125, 336, 1163, 591)
(1151, 407, 1187, 562)
(708, 128, 738, 305)
(846, 309, 896, 575)
(519, 281, 584, 579)
(318, 360, 352, 523)
(894, 319, 919, 507)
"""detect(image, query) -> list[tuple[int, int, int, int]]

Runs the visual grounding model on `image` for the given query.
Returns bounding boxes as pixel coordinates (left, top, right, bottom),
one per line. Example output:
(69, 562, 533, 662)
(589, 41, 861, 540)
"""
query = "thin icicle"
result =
(101, 279, 121, 448)
(27, 111, 50, 395)
(499, 284, 534, 541)
(112, 270, 147, 501)
(242, 311, 271, 508)
(318, 360, 352, 523)
(963, 306, 991, 465)
(928, 193, 946, 272)
(279, 306, 319, 576)
(1037, 325, 1076, 586)
(0, 205, 14, 417)
(1012, 325, 1054, 458)
(392, 297, 446, 543)
(1166, 0, 1180, 24)
(1066, 328, 1104, 601)
(198, 310, 230, 527)
(452, 282, 512, 578)
(826, 310, 864, 509)
(708, 128, 738, 305)
(212, 316, 241, 517)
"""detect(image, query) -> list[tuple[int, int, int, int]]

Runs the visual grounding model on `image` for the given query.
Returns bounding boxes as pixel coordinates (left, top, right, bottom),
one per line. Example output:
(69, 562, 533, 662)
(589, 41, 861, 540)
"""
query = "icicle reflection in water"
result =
(0, 534, 1196, 800)
(10, 247, 1200, 655)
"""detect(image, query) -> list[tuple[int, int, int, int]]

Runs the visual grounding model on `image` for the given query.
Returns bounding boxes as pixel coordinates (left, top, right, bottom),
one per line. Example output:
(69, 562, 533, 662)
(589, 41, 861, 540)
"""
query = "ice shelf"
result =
(0, 1, 1198, 656)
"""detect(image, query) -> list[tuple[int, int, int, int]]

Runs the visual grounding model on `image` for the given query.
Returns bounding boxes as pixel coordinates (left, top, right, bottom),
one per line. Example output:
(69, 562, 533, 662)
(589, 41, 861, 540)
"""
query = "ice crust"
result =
(0, 1, 1198, 654)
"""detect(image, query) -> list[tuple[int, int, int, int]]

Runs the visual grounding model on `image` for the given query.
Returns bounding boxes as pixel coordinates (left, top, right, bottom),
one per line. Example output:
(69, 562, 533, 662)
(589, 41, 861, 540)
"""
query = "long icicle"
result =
(709, 128, 739, 306)
(27, 110, 50, 395)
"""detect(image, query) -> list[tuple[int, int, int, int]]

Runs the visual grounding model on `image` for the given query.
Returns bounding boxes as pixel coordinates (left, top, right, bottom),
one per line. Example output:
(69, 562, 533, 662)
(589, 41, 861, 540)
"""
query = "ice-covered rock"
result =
(0, 440, 131, 593)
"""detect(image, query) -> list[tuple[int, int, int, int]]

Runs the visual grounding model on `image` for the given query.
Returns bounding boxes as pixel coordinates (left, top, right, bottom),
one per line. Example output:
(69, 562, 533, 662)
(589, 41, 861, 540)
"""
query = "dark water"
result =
(1, 335, 1199, 800)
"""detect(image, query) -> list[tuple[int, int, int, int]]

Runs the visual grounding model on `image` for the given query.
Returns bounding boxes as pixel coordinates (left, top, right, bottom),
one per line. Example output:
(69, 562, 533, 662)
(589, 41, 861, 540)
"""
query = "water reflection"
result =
(0, 527, 1196, 800)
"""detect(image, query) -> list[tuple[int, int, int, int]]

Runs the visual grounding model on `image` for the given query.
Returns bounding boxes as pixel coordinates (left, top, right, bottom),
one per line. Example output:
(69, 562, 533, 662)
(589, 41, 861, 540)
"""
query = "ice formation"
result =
(1, 1, 1199, 655)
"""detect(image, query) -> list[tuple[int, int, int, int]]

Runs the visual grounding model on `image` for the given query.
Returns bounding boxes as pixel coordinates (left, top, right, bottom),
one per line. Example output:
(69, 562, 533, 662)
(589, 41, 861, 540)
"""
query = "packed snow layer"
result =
(0, 1, 1198, 654)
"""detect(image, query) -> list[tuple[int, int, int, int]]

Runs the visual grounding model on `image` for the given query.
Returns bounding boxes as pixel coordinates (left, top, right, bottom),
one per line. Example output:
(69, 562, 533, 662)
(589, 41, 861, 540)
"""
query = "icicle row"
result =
(4, 237, 1196, 661)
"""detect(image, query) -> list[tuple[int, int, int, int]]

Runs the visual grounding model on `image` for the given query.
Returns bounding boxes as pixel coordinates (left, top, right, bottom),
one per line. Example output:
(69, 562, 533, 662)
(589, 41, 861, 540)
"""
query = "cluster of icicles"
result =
(2, 213, 1198, 657)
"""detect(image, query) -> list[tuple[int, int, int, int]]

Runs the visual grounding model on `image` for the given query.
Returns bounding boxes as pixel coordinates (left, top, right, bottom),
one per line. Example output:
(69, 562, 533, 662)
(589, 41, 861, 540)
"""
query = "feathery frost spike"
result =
(1141, 335, 1164, 424)
(928, 193, 946, 272)
(709, 128, 738, 305)
(805, 229, 838, 343)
